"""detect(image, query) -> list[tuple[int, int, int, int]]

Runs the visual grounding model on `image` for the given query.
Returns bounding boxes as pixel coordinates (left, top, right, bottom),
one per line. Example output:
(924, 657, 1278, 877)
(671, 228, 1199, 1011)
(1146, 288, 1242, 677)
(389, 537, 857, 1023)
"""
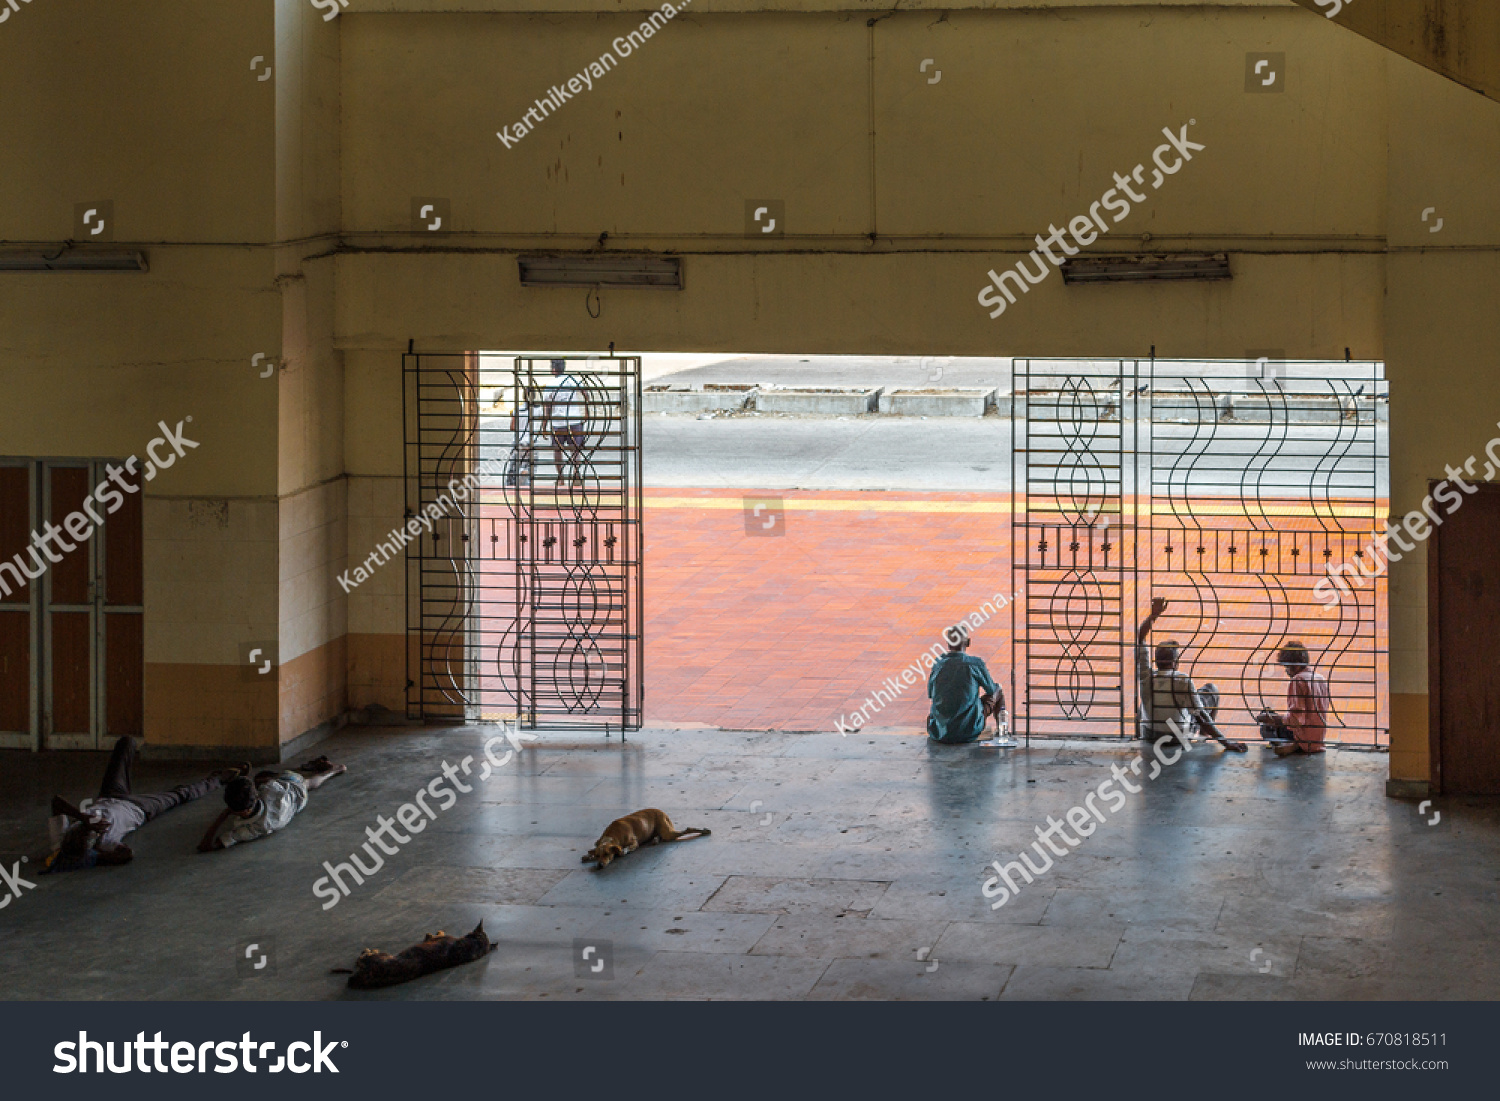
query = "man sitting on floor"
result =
(46, 736, 245, 871)
(927, 624, 1005, 744)
(1256, 641, 1332, 757)
(197, 755, 346, 852)
(1136, 597, 1248, 752)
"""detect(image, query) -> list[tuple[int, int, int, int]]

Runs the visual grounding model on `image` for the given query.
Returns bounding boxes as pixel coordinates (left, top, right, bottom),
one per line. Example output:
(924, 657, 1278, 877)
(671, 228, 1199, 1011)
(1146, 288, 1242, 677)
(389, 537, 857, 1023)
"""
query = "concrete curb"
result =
(878, 388, 995, 417)
(644, 385, 756, 413)
(641, 384, 1385, 423)
(754, 386, 883, 415)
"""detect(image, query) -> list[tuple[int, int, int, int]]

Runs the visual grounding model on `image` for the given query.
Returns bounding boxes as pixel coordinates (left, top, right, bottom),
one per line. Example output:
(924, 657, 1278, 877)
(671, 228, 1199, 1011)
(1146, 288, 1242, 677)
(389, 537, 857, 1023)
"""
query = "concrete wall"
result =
(2, 0, 1497, 779)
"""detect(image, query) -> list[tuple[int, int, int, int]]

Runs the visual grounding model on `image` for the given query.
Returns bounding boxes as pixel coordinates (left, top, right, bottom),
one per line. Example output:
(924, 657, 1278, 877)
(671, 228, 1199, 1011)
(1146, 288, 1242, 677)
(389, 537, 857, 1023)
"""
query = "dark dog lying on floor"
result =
(584, 808, 711, 869)
(333, 921, 496, 989)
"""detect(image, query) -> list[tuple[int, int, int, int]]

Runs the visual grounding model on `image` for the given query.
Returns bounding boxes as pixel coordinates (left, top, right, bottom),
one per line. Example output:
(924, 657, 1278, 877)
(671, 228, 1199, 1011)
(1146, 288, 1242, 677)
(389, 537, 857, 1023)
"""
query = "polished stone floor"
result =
(1, 727, 1495, 1000)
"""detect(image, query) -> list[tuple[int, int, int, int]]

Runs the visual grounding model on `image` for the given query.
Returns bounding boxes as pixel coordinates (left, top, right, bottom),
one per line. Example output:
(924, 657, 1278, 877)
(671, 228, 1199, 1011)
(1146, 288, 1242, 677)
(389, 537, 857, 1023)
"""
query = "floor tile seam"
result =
(994, 964, 1019, 998)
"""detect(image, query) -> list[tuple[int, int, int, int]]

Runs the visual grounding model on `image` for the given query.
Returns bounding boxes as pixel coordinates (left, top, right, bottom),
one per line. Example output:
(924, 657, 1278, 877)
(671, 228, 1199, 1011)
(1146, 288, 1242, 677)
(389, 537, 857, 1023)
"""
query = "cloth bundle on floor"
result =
(335, 921, 496, 989)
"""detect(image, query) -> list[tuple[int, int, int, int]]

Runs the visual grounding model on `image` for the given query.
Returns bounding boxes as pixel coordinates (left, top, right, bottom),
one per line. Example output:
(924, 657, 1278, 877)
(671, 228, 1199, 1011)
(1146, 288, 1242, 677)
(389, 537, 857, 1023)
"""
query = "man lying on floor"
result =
(46, 736, 245, 871)
(197, 756, 347, 852)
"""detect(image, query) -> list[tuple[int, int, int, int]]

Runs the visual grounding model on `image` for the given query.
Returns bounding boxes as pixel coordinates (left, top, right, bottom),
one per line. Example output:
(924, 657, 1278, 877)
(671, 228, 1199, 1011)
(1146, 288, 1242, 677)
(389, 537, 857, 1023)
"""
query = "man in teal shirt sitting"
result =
(927, 624, 1004, 744)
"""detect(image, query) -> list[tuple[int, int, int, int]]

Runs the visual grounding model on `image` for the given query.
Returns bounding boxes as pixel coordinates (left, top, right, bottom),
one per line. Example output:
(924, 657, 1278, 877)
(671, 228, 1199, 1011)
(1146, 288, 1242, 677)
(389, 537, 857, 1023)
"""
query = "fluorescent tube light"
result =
(0, 249, 149, 272)
(519, 254, 682, 289)
(1061, 252, 1230, 284)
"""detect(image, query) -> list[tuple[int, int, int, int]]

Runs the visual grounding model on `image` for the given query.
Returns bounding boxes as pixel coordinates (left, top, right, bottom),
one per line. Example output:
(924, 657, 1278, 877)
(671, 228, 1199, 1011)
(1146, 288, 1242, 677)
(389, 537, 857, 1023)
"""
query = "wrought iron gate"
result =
(403, 352, 643, 733)
(1010, 357, 1388, 746)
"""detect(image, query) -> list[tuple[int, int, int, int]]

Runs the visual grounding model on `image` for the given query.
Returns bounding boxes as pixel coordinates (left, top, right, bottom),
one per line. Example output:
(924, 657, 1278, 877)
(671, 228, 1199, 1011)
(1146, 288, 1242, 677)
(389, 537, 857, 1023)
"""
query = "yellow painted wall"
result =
(336, 7, 1387, 356)
(1384, 52, 1500, 781)
(3, 0, 1498, 776)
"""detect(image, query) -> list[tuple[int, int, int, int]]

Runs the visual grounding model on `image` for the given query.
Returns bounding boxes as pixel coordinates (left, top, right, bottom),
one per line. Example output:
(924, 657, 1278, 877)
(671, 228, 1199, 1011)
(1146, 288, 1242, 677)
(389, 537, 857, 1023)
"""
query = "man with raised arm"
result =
(1136, 597, 1247, 752)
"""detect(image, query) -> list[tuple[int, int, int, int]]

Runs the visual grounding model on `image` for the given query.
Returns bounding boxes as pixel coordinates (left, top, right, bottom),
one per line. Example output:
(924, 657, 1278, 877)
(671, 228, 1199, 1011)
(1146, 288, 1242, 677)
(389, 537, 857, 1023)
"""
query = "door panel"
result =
(104, 612, 143, 736)
(49, 611, 92, 739)
(103, 461, 144, 736)
(47, 467, 92, 605)
(1435, 483, 1500, 794)
(1011, 358, 1387, 744)
(404, 353, 644, 732)
(0, 466, 30, 575)
(105, 464, 143, 606)
(0, 609, 28, 734)
(44, 465, 94, 746)
(0, 465, 34, 745)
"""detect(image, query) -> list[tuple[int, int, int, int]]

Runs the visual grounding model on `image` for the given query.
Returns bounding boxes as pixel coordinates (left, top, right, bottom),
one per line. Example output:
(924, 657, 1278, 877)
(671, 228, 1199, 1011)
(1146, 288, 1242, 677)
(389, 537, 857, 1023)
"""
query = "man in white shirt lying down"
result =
(197, 755, 347, 852)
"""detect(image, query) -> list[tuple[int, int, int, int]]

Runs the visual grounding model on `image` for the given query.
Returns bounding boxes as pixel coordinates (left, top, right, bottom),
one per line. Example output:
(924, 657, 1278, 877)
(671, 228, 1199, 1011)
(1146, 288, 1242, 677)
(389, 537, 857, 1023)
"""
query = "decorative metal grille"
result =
(403, 352, 643, 734)
(1010, 358, 1388, 746)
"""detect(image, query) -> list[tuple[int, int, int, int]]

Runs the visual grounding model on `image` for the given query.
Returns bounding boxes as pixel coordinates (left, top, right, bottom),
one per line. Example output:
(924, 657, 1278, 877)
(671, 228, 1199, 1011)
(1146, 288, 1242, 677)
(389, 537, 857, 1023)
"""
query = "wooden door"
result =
(1432, 482, 1500, 794)
(0, 459, 145, 750)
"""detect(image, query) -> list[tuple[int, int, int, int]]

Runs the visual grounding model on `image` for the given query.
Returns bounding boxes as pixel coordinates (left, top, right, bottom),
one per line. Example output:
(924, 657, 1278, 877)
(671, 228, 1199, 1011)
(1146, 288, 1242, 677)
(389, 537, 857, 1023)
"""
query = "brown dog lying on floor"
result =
(584, 808, 711, 868)
(334, 921, 496, 989)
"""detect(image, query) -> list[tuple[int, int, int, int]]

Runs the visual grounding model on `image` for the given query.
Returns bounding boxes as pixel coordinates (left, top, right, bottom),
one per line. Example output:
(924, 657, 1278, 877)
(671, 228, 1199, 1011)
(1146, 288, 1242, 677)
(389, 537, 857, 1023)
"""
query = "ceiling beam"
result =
(1287, 0, 1500, 103)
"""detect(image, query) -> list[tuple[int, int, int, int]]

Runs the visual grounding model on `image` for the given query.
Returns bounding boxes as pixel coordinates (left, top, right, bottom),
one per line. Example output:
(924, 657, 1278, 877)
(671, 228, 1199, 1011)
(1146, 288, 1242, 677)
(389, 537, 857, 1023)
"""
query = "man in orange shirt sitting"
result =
(1258, 642, 1332, 756)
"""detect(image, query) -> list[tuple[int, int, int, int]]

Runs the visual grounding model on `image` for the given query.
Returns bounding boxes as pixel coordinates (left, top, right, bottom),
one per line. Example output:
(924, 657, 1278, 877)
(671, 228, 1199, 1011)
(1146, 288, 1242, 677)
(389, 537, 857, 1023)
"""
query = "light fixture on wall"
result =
(519, 254, 682, 289)
(0, 248, 149, 272)
(1061, 252, 1230, 284)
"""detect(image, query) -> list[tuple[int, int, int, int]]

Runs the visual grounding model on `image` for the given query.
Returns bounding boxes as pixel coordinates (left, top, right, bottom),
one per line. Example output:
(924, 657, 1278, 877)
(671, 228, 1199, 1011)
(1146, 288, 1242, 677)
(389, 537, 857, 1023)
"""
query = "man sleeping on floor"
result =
(46, 736, 244, 871)
(197, 756, 346, 852)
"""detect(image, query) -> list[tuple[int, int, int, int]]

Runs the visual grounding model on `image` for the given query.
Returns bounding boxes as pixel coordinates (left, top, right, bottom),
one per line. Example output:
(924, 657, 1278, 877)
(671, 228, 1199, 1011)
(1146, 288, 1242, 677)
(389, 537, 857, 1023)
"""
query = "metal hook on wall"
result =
(585, 285, 600, 319)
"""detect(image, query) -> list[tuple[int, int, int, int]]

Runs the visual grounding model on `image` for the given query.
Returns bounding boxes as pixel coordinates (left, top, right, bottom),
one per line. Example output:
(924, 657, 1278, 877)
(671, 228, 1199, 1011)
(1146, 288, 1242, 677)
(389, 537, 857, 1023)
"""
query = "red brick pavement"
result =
(643, 489, 1388, 741)
(644, 489, 1016, 733)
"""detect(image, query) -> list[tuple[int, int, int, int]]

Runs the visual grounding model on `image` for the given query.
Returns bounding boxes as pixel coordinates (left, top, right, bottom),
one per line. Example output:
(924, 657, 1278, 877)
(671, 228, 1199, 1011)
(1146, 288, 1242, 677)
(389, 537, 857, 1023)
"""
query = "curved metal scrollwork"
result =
(405, 353, 642, 733)
(430, 366, 481, 709)
(1013, 357, 1387, 745)
(1048, 569, 1104, 719)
